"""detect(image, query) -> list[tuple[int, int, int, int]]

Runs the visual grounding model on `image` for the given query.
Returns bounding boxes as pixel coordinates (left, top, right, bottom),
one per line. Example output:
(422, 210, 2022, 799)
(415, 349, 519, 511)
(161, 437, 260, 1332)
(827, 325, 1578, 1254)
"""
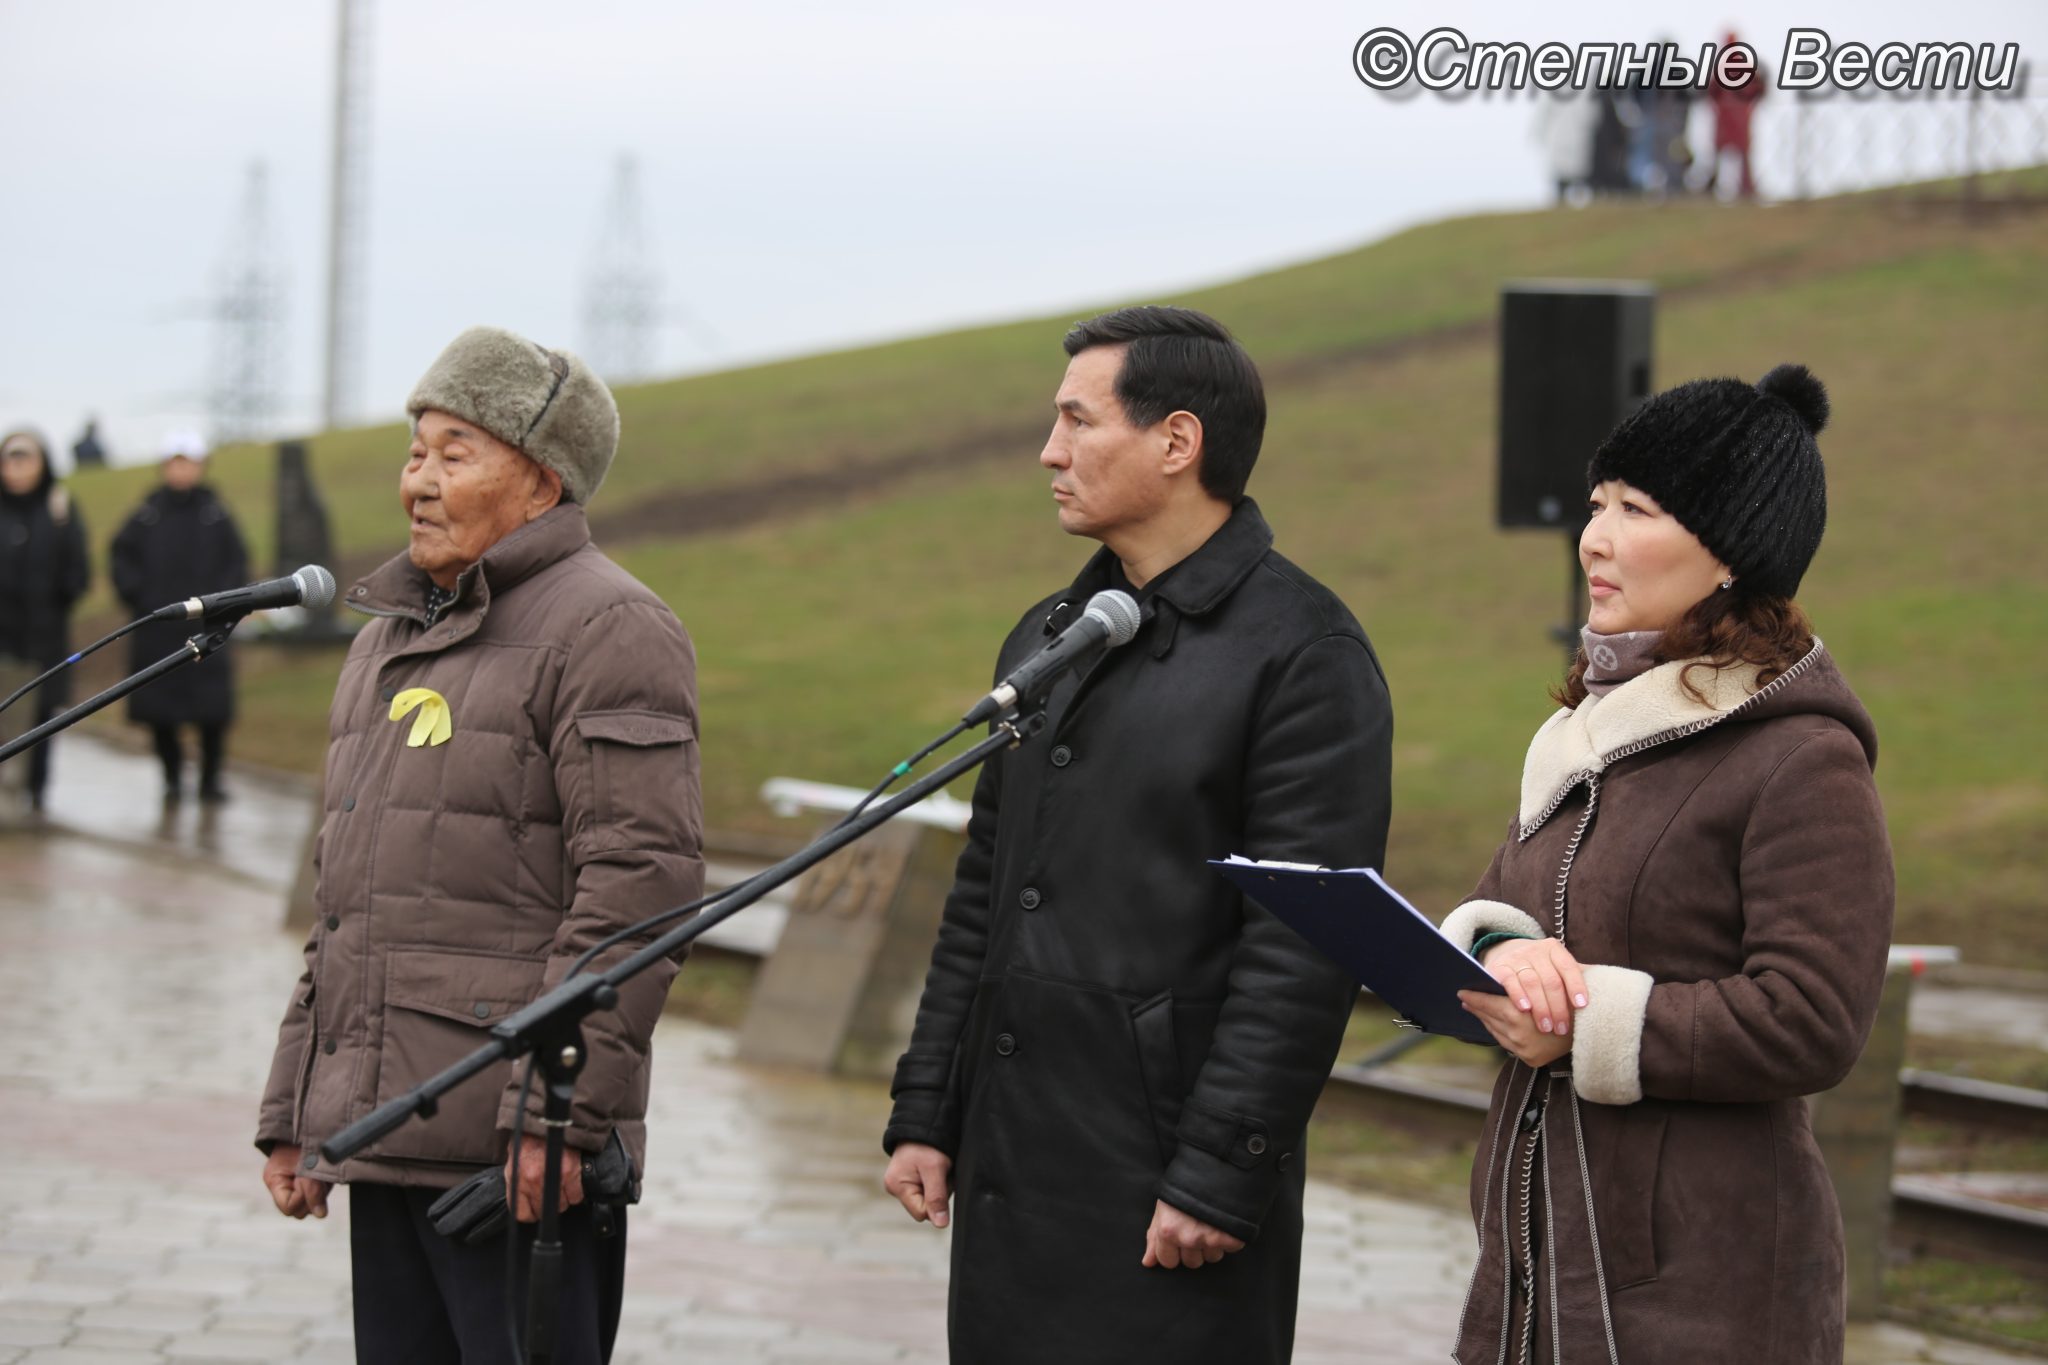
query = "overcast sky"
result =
(1, 0, 2040, 463)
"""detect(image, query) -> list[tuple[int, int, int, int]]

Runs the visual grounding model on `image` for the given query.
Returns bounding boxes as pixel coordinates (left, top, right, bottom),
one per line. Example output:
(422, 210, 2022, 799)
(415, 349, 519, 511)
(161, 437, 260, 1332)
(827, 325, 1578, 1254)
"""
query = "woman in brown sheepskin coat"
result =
(1442, 365, 1894, 1365)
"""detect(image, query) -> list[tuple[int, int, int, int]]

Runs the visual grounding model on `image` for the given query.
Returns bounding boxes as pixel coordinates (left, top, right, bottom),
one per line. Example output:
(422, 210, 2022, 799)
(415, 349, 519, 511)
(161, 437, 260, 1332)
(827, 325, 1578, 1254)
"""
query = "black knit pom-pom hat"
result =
(1586, 363, 1831, 599)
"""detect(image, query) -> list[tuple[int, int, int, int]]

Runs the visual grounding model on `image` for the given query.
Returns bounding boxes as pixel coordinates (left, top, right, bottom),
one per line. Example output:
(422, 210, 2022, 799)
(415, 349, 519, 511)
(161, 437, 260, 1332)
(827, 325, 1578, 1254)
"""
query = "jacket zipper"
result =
(343, 637, 431, 1153)
(331, 594, 500, 1153)
(1550, 777, 1600, 940)
(1519, 1092, 1547, 1365)
(1457, 1064, 1539, 1365)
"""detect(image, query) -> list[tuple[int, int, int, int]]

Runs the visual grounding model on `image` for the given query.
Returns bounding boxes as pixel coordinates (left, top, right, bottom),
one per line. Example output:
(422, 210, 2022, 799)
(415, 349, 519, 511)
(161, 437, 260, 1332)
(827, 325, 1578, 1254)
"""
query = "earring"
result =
(1719, 577, 1734, 590)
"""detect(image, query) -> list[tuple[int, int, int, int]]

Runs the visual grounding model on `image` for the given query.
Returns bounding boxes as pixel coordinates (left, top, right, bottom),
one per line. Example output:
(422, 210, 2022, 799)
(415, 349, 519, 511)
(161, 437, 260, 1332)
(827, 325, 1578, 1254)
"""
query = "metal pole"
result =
(1964, 88, 1982, 220)
(320, 0, 367, 430)
(1794, 96, 1810, 201)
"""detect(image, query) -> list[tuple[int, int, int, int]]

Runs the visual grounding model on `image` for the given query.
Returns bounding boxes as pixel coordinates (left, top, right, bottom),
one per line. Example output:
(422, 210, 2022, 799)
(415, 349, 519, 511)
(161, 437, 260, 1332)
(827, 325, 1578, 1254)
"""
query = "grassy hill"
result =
(57, 175, 2048, 967)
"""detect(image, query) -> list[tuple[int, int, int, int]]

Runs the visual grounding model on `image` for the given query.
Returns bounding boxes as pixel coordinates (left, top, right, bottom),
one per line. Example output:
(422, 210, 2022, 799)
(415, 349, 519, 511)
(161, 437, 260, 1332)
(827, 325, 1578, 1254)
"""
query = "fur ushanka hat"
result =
(406, 326, 619, 504)
(1586, 363, 1831, 599)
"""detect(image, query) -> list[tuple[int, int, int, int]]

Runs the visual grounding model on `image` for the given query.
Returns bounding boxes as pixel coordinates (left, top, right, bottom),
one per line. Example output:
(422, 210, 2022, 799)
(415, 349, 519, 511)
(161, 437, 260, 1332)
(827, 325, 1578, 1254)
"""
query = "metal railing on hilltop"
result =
(1759, 90, 2048, 210)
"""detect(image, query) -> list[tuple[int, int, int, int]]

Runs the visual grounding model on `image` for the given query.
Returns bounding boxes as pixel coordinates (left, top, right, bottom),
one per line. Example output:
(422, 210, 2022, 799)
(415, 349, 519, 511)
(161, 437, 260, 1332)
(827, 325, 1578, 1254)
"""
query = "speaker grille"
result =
(1497, 282, 1654, 530)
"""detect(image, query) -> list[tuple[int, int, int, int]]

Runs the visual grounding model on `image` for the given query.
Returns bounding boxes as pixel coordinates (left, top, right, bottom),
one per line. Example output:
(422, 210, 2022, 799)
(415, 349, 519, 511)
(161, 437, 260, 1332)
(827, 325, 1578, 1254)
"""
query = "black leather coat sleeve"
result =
(1155, 635, 1393, 1241)
(883, 742, 1003, 1157)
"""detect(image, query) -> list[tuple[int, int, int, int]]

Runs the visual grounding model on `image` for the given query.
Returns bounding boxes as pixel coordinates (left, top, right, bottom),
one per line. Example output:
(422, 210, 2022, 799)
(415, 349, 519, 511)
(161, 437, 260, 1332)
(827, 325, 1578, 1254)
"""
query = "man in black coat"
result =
(881, 306, 1393, 1363)
(110, 436, 249, 802)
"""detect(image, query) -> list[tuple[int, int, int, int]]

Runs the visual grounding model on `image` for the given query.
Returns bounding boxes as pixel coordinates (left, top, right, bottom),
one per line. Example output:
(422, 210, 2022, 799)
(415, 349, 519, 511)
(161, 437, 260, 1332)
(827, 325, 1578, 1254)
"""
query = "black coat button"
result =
(995, 1033, 1017, 1056)
(1279, 1151, 1295, 1171)
(302, 1151, 319, 1169)
(380, 686, 396, 703)
(1050, 745, 1072, 768)
(1246, 1134, 1268, 1157)
(325, 916, 340, 931)
(342, 796, 356, 812)
(473, 1002, 491, 1019)
(322, 1038, 337, 1055)
(1019, 887, 1042, 911)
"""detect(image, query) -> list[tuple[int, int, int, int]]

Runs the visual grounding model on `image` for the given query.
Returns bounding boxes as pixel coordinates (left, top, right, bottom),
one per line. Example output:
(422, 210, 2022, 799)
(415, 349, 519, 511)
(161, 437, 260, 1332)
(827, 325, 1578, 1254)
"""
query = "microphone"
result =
(150, 565, 338, 623)
(963, 589, 1141, 725)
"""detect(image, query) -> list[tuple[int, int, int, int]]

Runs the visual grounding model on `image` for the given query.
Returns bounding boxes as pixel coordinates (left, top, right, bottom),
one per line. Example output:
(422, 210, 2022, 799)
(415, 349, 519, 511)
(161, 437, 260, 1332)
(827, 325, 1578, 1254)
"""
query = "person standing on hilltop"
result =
(881, 305, 1393, 1363)
(1707, 30, 1767, 200)
(110, 433, 250, 802)
(71, 417, 108, 469)
(0, 428, 92, 814)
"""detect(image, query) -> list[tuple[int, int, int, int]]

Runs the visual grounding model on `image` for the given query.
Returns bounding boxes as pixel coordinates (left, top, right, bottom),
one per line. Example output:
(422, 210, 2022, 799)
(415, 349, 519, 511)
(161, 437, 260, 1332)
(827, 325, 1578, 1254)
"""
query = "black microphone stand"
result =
(0, 620, 240, 766)
(322, 707, 1048, 1365)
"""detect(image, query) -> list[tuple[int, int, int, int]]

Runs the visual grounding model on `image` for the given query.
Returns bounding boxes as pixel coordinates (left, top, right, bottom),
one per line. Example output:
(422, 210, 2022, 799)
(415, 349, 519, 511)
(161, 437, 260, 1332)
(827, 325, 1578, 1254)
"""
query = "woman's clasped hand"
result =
(1458, 936, 1589, 1068)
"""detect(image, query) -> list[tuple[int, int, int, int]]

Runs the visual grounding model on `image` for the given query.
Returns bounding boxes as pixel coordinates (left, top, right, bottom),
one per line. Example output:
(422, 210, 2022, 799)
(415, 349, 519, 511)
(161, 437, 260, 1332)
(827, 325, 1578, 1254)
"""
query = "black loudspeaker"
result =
(1497, 282, 1654, 530)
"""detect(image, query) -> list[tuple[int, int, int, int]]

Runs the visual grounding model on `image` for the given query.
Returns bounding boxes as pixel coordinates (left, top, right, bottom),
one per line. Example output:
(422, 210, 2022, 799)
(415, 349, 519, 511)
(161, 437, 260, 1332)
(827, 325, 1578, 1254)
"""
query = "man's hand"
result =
(504, 1140, 586, 1224)
(883, 1142, 952, 1229)
(262, 1145, 332, 1220)
(1141, 1199, 1245, 1269)
(1459, 935, 1586, 1067)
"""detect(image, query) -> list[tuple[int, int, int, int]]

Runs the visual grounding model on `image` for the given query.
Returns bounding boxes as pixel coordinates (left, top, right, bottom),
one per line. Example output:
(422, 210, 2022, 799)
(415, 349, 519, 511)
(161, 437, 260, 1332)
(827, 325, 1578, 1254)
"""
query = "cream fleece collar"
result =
(1517, 639, 1827, 838)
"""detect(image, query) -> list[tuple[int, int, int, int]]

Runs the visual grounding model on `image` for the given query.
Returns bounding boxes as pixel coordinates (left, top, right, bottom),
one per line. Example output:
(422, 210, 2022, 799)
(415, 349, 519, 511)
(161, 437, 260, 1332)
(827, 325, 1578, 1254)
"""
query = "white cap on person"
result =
(160, 431, 209, 460)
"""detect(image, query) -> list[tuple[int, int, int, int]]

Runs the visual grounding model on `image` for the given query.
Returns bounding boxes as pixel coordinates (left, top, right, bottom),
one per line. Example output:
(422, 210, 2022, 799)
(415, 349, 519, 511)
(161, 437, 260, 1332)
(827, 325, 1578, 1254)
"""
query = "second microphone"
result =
(962, 589, 1141, 726)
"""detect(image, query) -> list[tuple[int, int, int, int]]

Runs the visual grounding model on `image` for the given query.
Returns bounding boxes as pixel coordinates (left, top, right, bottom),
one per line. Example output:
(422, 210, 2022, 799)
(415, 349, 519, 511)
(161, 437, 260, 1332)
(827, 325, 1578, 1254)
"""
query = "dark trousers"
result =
(24, 684, 64, 804)
(148, 721, 225, 794)
(348, 1182, 626, 1365)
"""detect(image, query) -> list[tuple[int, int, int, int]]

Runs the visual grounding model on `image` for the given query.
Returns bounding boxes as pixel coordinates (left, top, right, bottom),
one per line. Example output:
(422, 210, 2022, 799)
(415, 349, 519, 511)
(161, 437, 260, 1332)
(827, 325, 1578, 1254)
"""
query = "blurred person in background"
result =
(1656, 86, 1696, 193)
(1588, 84, 1634, 195)
(71, 416, 107, 469)
(110, 433, 248, 802)
(1620, 60, 1661, 192)
(1648, 38, 1696, 194)
(1533, 90, 1599, 205)
(1439, 366, 1892, 1363)
(1622, 39, 1696, 196)
(0, 428, 92, 814)
(1707, 30, 1766, 200)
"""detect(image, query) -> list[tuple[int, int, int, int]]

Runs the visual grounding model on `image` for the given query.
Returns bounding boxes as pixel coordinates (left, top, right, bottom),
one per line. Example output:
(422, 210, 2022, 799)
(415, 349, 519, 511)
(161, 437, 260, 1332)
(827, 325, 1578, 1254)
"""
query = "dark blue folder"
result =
(1210, 857, 1505, 1045)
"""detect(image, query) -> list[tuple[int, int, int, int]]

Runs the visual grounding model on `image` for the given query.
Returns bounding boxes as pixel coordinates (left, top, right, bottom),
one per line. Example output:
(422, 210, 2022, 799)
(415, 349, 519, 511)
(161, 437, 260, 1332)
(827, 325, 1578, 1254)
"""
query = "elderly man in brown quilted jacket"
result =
(254, 327, 703, 1364)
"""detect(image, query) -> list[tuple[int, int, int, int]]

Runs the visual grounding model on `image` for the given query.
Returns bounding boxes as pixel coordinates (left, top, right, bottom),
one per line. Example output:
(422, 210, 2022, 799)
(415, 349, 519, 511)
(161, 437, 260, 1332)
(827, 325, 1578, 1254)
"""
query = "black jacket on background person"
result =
(0, 449, 92, 800)
(884, 498, 1393, 1364)
(0, 460, 90, 677)
(110, 485, 249, 726)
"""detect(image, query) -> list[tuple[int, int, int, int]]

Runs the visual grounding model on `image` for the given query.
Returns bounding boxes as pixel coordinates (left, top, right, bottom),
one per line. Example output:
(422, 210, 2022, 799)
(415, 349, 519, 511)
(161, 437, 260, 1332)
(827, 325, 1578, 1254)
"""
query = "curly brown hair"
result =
(1554, 590, 1817, 710)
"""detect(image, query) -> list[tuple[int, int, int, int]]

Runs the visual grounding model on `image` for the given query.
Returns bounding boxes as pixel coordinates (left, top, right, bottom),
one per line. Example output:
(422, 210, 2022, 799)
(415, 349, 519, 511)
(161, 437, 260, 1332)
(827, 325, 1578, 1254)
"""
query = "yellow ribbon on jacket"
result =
(389, 688, 453, 748)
